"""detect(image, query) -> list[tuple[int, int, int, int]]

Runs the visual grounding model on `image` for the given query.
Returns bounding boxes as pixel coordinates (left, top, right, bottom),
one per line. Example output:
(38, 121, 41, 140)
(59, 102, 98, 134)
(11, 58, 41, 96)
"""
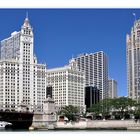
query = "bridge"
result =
(0, 103, 43, 113)
(0, 103, 41, 129)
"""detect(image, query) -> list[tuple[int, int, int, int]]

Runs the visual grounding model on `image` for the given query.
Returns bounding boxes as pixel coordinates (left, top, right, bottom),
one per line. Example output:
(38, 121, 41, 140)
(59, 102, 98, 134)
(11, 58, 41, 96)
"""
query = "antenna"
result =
(133, 13, 136, 21)
(72, 54, 74, 59)
(26, 11, 28, 19)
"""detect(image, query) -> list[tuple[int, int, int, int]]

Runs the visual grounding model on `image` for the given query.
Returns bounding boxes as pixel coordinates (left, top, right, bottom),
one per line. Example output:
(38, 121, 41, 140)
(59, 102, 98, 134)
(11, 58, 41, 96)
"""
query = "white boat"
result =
(0, 122, 6, 129)
(0, 121, 11, 129)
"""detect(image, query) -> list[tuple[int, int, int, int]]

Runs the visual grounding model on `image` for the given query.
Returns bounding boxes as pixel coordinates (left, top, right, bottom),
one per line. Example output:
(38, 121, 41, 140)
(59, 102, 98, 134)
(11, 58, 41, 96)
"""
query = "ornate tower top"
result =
(21, 12, 33, 36)
(22, 12, 31, 28)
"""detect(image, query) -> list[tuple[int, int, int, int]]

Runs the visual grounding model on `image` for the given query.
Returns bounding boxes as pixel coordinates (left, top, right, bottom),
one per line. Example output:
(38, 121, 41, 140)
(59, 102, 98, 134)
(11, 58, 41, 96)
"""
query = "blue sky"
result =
(0, 9, 139, 96)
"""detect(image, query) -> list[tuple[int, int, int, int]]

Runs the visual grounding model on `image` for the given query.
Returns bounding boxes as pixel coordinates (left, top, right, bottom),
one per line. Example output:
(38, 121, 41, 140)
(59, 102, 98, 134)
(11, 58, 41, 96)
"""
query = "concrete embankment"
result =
(31, 116, 140, 130)
(55, 120, 140, 130)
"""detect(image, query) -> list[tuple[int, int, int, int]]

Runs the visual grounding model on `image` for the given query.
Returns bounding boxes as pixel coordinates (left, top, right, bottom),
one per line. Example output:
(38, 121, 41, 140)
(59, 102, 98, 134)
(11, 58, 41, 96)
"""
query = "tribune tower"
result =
(126, 19, 140, 101)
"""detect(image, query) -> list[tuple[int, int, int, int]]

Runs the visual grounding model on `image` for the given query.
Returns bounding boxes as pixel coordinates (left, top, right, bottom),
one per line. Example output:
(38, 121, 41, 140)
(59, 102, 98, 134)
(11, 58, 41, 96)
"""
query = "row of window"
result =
(23, 30, 31, 35)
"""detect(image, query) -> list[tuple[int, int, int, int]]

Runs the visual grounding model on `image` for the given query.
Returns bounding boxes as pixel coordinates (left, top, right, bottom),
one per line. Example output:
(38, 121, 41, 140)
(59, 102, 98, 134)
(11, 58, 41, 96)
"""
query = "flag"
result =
(133, 13, 136, 21)
(133, 13, 136, 16)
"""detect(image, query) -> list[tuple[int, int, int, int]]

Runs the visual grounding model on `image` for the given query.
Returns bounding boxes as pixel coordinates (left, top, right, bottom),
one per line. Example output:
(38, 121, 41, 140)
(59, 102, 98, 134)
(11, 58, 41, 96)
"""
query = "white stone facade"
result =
(43, 95, 56, 122)
(0, 16, 46, 112)
(46, 59, 85, 113)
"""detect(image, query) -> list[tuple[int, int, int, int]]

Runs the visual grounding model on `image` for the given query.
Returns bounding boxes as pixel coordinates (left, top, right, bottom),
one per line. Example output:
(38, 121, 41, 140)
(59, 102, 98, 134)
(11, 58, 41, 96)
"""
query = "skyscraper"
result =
(126, 19, 140, 101)
(0, 15, 46, 112)
(74, 51, 108, 100)
(108, 79, 117, 98)
(85, 86, 100, 109)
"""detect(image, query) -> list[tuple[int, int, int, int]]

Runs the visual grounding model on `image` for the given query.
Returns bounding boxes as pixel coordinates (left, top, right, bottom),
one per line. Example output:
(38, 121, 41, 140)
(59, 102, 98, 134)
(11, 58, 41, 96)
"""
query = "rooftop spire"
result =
(133, 13, 136, 22)
(72, 54, 74, 59)
(26, 11, 28, 20)
(23, 12, 31, 28)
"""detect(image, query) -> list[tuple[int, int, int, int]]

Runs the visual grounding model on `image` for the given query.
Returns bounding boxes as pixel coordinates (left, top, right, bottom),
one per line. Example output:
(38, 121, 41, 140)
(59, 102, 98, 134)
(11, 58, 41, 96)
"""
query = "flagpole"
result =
(133, 13, 136, 21)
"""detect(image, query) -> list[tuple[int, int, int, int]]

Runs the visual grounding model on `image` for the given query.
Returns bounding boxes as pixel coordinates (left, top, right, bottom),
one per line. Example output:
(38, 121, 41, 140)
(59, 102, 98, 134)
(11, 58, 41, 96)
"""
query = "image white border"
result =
(1, 0, 140, 140)
(0, 0, 140, 8)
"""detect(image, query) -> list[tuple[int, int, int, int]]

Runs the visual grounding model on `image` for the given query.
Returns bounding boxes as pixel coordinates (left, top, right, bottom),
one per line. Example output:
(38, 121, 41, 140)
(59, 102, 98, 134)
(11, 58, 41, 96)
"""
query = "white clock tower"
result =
(18, 15, 34, 109)
(20, 14, 34, 64)
(0, 14, 46, 112)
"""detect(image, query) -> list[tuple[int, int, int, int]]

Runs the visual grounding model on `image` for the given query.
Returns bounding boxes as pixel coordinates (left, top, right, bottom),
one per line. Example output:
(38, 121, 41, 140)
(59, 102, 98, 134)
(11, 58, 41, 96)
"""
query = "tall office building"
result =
(126, 19, 140, 100)
(0, 16, 46, 112)
(85, 86, 100, 109)
(74, 51, 108, 100)
(46, 59, 86, 113)
(108, 79, 117, 98)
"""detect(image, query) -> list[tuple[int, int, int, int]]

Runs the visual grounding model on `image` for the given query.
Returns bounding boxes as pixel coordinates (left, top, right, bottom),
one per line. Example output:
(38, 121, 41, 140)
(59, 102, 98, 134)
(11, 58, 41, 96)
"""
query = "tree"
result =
(88, 103, 102, 115)
(60, 105, 79, 121)
(88, 97, 136, 119)
(111, 97, 136, 119)
(88, 98, 113, 116)
(134, 103, 140, 119)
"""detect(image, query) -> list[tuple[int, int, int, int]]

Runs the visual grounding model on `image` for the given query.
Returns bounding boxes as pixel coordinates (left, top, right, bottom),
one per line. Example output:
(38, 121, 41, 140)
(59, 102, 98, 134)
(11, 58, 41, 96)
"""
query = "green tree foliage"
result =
(88, 97, 136, 119)
(88, 98, 113, 115)
(60, 105, 79, 121)
(111, 97, 136, 118)
(134, 103, 140, 118)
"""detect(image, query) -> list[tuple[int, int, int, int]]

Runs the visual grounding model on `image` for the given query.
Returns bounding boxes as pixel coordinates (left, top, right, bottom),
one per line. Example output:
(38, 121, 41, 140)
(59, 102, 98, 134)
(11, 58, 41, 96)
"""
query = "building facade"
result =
(126, 19, 140, 100)
(108, 79, 117, 98)
(74, 51, 108, 100)
(46, 59, 85, 113)
(85, 86, 100, 109)
(0, 16, 46, 112)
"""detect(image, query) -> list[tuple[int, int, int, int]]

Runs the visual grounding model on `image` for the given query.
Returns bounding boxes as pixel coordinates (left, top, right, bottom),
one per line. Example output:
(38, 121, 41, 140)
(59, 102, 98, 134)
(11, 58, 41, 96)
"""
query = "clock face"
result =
(24, 36, 31, 42)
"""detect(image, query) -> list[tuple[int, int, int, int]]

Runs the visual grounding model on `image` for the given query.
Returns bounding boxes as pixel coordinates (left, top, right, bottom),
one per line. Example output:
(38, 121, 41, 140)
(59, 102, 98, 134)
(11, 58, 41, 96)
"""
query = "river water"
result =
(0, 128, 131, 132)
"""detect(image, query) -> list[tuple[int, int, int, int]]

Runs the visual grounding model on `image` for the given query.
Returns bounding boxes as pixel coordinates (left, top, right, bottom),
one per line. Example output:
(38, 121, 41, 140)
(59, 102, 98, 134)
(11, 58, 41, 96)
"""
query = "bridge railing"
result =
(0, 104, 44, 113)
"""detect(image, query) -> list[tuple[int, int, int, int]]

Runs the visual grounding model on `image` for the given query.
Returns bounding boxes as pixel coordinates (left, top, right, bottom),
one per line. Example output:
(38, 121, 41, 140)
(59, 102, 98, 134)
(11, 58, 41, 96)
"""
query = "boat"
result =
(29, 126, 35, 131)
(0, 122, 6, 129)
(0, 121, 12, 129)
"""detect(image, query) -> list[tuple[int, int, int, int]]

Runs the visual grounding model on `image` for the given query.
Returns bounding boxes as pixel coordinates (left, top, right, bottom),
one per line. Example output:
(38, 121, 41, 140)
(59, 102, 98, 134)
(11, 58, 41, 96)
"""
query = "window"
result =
(138, 30, 140, 37)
